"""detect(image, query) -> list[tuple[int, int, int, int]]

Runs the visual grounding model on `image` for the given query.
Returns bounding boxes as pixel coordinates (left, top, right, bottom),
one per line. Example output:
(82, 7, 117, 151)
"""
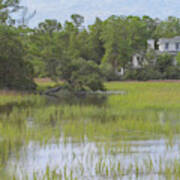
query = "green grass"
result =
(1, 81, 180, 141)
(1, 81, 180, 179)
(1, 81, 180, 142)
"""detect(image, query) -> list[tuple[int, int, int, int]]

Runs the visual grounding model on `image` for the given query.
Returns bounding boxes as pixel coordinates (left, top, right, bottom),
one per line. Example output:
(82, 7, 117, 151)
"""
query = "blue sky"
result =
(20, 0, 180, 27)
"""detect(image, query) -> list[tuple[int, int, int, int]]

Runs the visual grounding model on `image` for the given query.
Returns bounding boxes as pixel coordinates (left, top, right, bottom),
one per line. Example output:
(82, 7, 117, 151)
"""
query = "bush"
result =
(100, 63, 120, 81)
(165, 66, 180, 79)
(123, 67, 162, 81)
(156, 53, 174, 73)
(123, 53, 180, 81)
(59, 58, 105, 91)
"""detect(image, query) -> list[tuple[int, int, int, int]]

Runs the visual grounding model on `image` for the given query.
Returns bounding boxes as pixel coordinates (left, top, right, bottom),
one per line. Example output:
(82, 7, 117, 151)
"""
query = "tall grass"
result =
(1, 81, 180, 179)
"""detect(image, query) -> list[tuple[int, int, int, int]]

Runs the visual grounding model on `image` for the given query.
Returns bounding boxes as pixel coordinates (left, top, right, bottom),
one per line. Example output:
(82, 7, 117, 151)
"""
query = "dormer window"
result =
(176, 43, 180, 50)
(165, 43, 169, 50)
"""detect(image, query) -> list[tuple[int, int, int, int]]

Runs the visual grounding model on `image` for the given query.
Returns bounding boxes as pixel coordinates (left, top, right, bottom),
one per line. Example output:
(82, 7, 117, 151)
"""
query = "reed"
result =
(1, 81, 180, 179)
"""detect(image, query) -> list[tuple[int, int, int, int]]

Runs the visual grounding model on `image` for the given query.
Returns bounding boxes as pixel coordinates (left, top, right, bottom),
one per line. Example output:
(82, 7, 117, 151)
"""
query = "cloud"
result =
(21, 0, 180, 27)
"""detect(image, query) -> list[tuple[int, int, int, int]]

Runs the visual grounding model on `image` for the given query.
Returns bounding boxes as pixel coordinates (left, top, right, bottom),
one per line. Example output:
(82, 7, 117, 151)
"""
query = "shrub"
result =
(165, 66, 180, 79)
(123, 67, 162, 81)
(59, 58, 105, 91)
(123, 53, 180, 81)
(100, 63, 120, 81)
(156, 53, 174, 73)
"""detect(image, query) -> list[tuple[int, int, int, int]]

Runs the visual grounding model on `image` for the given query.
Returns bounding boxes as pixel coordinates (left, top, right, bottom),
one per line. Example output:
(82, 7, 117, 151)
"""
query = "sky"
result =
(19, 0, 180, 27)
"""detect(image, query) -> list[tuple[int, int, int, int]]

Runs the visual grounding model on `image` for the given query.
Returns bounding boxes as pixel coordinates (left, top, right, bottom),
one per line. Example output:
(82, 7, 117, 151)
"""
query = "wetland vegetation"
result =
(1, 1, 180, 179)
(1, 81, 180, 179)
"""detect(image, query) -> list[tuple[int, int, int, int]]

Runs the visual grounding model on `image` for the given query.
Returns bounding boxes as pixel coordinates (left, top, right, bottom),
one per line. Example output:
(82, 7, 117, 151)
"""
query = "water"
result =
(1, 93, 180, 179)
(4, 138, 180, 179)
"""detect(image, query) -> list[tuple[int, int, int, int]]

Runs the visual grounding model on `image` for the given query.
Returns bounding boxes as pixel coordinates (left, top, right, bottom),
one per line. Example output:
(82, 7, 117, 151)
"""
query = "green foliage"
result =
(124, 53, 180, 80)
(124, 67, 163, 81)
(71, 14, 84, 29)
(88, 18, 105, 64)
(0, 0, 20, 24)
(155, 53, 180, 79)
(156, 53, 175, 72)
(145, 49, 157, 65)
(176, 52, 180, 66)
(101, 16, 150, 70)
(28, 21, 65, 79)
(100, 63, 120, 81)
(154, 16, 180, 38)
(1, 13, 180, 91)
(26, 16, 105, 92)
(0, 25, 36, 90)
(38, 19, 62, 35)
(59, 58, 105, 91)
(25, 15, 180, 84)
(165, 66, 180, 79)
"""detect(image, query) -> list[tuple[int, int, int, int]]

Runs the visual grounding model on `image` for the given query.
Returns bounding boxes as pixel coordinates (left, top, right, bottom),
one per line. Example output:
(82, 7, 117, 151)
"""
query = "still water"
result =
(0, 94, 180, 179)
(7, 138, 180, 179)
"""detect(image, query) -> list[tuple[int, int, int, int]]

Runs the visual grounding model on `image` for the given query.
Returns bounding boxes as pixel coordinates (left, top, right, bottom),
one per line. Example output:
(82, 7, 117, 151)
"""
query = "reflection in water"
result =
(45, 93, 107, 106)
(0, 94, 107, 115)
(0, 94, 108, 179)
(7, 138, 180, 179)
(0, 100, 34, 115)
(1, 93, 180, 179)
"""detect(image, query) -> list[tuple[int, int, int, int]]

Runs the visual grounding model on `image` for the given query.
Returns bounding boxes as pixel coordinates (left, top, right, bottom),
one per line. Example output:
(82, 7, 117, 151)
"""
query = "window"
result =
(165, 43, 169, 50)
(176, 43, 180, 50)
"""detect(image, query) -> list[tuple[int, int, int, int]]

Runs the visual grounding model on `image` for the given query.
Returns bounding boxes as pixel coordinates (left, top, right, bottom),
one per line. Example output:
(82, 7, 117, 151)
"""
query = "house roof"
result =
(158, 36, 180, 44)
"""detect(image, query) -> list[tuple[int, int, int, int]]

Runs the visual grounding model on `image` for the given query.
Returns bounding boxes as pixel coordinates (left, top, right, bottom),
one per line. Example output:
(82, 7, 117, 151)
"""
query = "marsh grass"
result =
(13, 157, 180, 180)
(1, 81, 180, 179)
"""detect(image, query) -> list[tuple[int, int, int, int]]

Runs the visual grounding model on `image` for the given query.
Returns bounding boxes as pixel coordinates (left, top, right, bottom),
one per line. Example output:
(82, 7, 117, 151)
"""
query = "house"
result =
(132, 36, 180, 68)
(157, 36, 180, 54)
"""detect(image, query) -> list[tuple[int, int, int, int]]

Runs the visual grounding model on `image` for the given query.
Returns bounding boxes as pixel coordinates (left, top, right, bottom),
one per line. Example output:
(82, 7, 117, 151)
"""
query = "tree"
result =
(145, 49, 157, 66)
(26, 19, 64, 78)
(0, 25, 36, 90)
(0, 0, 21, 24)
(142, 16, 159, 39)
(88, 17, 105, 64)
(10, 14, 180, 88)
(101, 16, 149, 72)
(71, 14, 84, 29)
(28, 17, 105, 91)
(154, 16, 180, 38)
(101, 16, 131, 71)
(59, 58, 105, 91)
(38, 19, 62, 35)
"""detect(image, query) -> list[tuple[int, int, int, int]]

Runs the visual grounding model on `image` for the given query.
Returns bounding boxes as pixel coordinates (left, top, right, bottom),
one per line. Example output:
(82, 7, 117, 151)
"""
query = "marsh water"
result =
(6, 138, 180, 180)
(1, 89, 180, 179)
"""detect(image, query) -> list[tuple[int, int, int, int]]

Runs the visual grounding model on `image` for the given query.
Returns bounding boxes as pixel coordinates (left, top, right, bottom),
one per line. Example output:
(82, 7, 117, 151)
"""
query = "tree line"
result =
(1, 0, 180, 91)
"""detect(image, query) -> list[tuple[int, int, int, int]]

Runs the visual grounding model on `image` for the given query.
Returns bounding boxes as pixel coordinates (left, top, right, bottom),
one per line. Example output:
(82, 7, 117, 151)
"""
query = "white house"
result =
(132, 36, 180, 68)
(158, 36, 180, 53)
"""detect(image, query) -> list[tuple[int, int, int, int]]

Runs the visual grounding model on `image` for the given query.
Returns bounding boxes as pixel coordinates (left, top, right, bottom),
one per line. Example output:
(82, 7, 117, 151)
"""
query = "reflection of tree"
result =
(46, 93, 107, 106)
